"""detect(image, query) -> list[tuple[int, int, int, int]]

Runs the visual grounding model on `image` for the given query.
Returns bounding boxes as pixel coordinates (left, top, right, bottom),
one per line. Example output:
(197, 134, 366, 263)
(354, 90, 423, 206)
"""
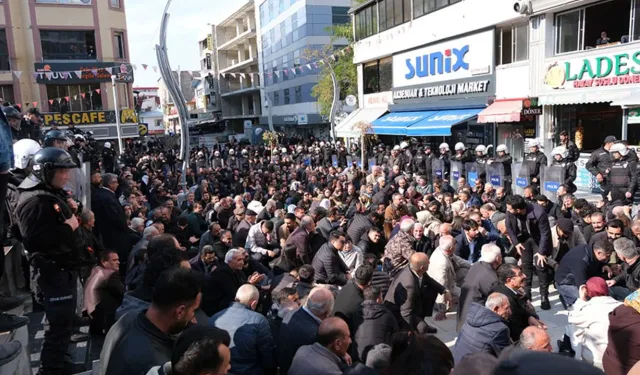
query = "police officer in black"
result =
(493, 144, 513, 195)
(524, 139, 548, 187)
(559, 130, 580, 162)
(586, 135, 615, 200)
(3, 106, 23, 141)
(606, 142, 637, 203)
(15, 147, 79, 375)
(43, 130, 69, 149)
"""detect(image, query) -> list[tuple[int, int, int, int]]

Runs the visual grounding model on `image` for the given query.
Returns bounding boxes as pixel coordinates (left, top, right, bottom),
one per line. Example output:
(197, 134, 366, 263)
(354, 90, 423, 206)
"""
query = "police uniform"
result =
(524, 150, 548, 186)
(586, 146, 613, 199)
(608, 155, 637, 200)
(15, 148, 79, 375)
(492, 154, 513, 195)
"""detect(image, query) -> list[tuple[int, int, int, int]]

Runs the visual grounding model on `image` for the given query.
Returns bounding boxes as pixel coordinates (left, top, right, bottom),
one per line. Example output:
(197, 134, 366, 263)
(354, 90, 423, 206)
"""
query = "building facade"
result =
(158, 70, 201, 134)
(133, 87, 164, 136)
(0, 0, 136, 140)
(256, 0, 351, 137)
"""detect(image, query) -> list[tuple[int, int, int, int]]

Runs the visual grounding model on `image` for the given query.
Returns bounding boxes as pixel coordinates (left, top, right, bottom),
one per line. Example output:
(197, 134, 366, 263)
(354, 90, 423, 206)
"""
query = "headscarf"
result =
(624, 288, 640, 314)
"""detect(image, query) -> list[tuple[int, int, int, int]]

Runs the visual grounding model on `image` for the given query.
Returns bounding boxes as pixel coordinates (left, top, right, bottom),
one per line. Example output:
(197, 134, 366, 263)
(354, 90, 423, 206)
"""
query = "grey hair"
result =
(201, 244, 214, 255)
(305, 287, 335, 317)
(142, 225, 159, 240)
(519, 328, 538, 350)
(485, 293, 508, 310)
(300, 215, 314, 229)
(225, 248, 244, 264)
(614, 237, 638, 259)
(130, 217, 145, 231)
(102, 173, 118, 187)
(78, 210, 93, 224)
(400, 219, 415, 233)
(235, 284, 259, 306)
(265, 199, 277, 210)
(480, 243, 502, 263)
(439, 236, 455, 251)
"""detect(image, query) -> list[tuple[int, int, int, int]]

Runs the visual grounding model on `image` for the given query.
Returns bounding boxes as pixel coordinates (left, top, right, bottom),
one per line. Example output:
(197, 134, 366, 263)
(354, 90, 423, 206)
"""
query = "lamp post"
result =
(111, 75, 124, 154)
(328, 62, 339, 142)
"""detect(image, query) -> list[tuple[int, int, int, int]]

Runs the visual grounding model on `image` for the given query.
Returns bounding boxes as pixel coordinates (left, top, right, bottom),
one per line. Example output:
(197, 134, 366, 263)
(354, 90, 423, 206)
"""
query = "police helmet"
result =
(30, 147, 77, 186)
(281, 147, 287, 154)
(475, 145, 487, 155)
(13, 139, 42, 169)
(551, 146, 568, 159)
(214, 151, 220, 157)
(44, 130, 69, 147)
(439, 143, 450, 152)
(400, 141, 409, 149)
(74, 134, 86, 143)
(609, 143, 629, 156)
(496, 144, 508, 153)
(228, 149, 235, 155)
(104, 142, 112, 149)
(2, 106, 21, 120)
(242, 149, 249, 156)
(454, 142, 466, 151)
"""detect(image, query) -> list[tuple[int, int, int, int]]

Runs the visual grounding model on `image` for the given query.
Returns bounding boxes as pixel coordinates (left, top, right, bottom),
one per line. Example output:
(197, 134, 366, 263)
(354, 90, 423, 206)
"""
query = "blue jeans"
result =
(556, 284, 579, 307)
(610, 286, 633, 301)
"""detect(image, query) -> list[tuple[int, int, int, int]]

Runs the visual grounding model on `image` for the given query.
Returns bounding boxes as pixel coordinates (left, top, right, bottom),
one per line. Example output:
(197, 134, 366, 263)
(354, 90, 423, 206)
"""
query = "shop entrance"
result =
(555, 103, 622, 152)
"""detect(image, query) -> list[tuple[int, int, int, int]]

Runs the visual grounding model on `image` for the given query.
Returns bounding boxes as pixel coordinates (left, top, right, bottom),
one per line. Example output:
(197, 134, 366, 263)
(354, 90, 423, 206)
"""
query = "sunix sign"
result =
(405, 46, 469, 80)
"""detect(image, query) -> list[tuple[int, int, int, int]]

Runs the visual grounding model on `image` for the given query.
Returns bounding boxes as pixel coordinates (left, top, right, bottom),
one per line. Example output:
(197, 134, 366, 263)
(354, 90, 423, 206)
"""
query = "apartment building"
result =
(0, 0, 135, 141)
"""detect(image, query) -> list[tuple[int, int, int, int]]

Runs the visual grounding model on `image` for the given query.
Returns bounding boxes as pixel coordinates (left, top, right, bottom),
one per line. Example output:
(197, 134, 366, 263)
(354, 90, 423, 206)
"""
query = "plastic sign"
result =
(468, 172, 478, 187)
(516, 177, 528, 188)
(138, 123, 148, 136)
(404, 46, 469, 80)
(452, 171, 460, 179)
(490, 175, 502, 186)
(544, 181, 560, 192)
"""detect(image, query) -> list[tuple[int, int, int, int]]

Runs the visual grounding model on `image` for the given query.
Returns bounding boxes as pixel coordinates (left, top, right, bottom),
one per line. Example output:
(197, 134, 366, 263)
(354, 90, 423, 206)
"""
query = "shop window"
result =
(556, 0, 633, 54)
(496, 22, 528, 65)
(46, 84, 102, 113)
(413, 0, 461, 20)
(379, 57, 393, 91)
(114, 31, 126, 59)
(41, 30, 96, 60)
(556, 103, 622, 152)
(0, 85, 15, 105)
(0, 30, 10, 71)
(379, 0, 387, 32)
(363, 57, 393, 95)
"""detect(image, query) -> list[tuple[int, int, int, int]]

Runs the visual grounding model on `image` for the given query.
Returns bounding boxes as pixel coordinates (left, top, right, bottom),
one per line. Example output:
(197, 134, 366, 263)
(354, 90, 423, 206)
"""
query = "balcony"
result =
(218, 27, 257, 51)
(219, 56, 258, 74)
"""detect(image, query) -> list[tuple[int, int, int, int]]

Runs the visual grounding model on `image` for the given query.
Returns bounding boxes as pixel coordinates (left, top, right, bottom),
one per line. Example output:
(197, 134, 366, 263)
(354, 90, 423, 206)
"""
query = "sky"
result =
(125, 0, 244, 88)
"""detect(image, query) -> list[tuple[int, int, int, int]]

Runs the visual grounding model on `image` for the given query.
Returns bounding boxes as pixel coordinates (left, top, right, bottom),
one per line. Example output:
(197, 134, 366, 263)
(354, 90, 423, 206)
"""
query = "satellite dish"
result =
(345, 95, 357, 107)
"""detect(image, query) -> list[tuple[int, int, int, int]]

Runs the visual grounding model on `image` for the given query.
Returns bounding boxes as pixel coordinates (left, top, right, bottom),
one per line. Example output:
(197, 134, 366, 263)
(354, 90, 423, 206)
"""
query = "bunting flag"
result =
(81, 93, 86, 99)
(32, 72, 40, 80)
(239, 73, 245, 79)
(267, 73, 272, 78)
(57, 98, 62, 103)
(283, 70, 288, 76)
(75, 70, 83, 79)
(91, 69, 99, 77)
(15, 104, 20, 109)
(274, 71, 280, 78)
(45, 72, 53, 80)
(230, 73, 236, 78)
(64, 96, 70, 102)
(48, 99, 53, 105)
(291, 68, 297, 75)
(95, 89, 101, 95)
(13, 71, 21, 79)
(306, 64, 311, 70)
(105, 67, 113, 74)
(152, 66, 158, 73)
(142, 64, 148, 70)
(32, 101, 38, 107)
(132, 64, 137, 71)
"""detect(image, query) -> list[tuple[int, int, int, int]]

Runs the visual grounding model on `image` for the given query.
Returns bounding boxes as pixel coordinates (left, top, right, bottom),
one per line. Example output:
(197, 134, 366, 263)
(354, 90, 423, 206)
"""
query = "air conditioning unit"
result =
(513, 0, 532, 14)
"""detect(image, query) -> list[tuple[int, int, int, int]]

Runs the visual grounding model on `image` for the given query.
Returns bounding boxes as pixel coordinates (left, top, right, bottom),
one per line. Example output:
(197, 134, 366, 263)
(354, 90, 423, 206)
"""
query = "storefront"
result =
(335, 91, 392, 139)
(537, 45, 640, 151)
(371, 29, 496, 146)
(42, 109, 140, 140)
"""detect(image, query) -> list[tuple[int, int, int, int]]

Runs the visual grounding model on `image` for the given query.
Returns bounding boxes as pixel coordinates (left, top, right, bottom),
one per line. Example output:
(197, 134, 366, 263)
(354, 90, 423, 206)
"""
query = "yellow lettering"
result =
(81, 112, 90, 124)
(53, 113, 62, 123)
(44, 114, 53, 125)
(90, 112, 98, 123)
(71, 113, 81, 124)
(98, 112, 105, 122)
(62, 114, 71, 125)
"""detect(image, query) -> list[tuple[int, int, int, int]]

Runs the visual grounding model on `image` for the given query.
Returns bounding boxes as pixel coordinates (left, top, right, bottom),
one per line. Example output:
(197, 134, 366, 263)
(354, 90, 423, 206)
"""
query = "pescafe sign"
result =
(393, 29, 494, 88)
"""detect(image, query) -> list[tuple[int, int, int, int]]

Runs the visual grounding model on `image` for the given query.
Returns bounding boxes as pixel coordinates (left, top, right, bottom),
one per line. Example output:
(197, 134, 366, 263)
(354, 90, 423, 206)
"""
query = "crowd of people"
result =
(3, 102, 640, 375)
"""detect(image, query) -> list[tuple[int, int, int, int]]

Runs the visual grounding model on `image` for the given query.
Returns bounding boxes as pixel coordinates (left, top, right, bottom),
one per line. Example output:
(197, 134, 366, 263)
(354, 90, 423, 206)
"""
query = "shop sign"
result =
(393, 29, 494, 88)
(629, 107, 640, 124)
(393, 79, 491, 100)
(522, 98, 542, 116)
(34, 62, 134, 84)
(523, 125, 536, 138)
(544, 49, 640, 90)
(364, 92, 393, 107)
(42, 109, 138, 126)
(138, 123, 148, 136)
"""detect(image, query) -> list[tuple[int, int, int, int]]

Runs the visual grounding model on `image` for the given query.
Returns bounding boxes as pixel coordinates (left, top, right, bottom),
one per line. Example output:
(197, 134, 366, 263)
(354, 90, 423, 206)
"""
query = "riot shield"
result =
(486, 162, 505, 188)
(465, 162, 479, 188)
(512, 163, 531, 196)
(65, 166, 86, 203)
(304, 155, 311, 166)
(368, 158, 376, 170)
(432, 158, 444, 182)
(541, 165, 566, 199)
(346, 156, 353, 167)
(331, 155, 338, 168)
(450, 161, 463, 190)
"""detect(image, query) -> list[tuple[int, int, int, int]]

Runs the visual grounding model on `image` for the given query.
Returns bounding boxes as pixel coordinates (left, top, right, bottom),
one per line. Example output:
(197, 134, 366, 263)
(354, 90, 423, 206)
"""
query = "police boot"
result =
(0, 313, 28, 332)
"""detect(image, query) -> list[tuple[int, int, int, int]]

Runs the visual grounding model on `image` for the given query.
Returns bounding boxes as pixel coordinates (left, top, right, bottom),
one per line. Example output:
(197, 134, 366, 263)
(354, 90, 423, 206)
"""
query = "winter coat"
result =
(569, 296, 622, 368)
(352, 301, 399, 362)
(333, 280, 365, 324)
(453, 302, 511, 364)
(457, 261, 499, 331)
(383, 231, 415, 276)
(312, 242, 349, 286)
(603, 305, 640, 375)
(555, 244, 606, 289)
(347, 214, 375, 246)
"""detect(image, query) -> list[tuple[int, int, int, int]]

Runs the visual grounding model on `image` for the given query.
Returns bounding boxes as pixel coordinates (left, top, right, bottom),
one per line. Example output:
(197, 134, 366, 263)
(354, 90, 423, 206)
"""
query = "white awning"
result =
(539, 90, 640, 106)
(610, 94, 640, 107)
(335, 107, 388, 138)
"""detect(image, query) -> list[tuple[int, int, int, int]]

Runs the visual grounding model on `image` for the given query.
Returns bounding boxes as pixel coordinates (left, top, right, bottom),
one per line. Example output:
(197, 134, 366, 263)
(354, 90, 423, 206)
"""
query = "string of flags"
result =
(6, 62, 164, 83)
(11, 87, 105, 110)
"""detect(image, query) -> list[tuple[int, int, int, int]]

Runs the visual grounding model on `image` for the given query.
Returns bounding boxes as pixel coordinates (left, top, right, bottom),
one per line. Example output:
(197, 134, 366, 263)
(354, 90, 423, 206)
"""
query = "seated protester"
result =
(233, 209, 258, 248)
(146, 325, 231, 375)
(351, 286, 399, 364)
(357, 227, 384, 258)
(535, 195, 563, 228)
(427, 235, 471, 313)
(117, 246, 191, 320)
(312, 230, 351, 287)
(384, 332, 454, 375)
(209, 285, 277, 375)
(83, 250, 125, 335)
(211, 230, 233, 263)
(333, 264, 374, 325)
(172, 216, 198, 253)
(589, 219, 625, 246)
(363, 252, 391, 298)
(383, 218, 417, 277)
(603, 289, 640, 375)
(491, 264, 544, 342)
(555, 239, 613, 308)
(288, 317, 352, 375)
(338, 236, 364, 272)
(189, 245, 217, 274)
(565, 277, 622, 368)
(455, 219, 487, 263)
(296, 264, 315, 303)
(453, 293, 512, 364)
(267, 287, 301, 344)
(245, 220, 279, 264)
(186, 202, 207, 240)
(583, 211, 606, 244)
(199, 222, 221, 251)
(516, 326, 553, 352)
(413, 222, 434, 255)
(277, 213, 299, 248)
(608, 238, 640, 301)
(101, 269, 202, 375)
(572, 199, 594, 230)
(551, 218, 587, 264)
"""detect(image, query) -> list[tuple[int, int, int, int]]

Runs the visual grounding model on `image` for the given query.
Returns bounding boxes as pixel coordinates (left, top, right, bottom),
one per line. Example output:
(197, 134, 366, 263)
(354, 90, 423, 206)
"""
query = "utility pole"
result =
(157, 0, 190, 188)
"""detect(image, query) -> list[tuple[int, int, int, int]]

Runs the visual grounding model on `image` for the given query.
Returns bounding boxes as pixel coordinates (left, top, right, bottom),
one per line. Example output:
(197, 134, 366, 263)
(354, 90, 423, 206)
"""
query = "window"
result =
(292, 13, 298, 30)
(35, 0, 92, 4)
(110, 0, 120, 8)
(413, 0, 461, 19)
(272, 60, 278, 84)
(394, 0, 403, 25)
(295, 86, 302, 103)
(284, 88, 290, 104)
(40, 30, 96, 60)
(114, 31, 126, 59)
(355, 4, 378, 41)
(282, 55, 289, 81)
(46, 84, 102, 113)
(0, 30, 10, 71)
(379, 0, 387, 31)
(273, 91, 280, 106)
(0, 85, 15, 105)
(279, 0, 285, 12)
(555, 0, 634, 54)
(332, 7, 350, 25)
(496, 23, 529, 65)
(363, 57, 393, 94)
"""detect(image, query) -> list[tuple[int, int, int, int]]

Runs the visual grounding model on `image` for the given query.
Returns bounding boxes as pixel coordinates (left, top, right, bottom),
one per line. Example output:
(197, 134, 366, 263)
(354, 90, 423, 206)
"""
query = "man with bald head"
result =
(278, 287, 335, 374)
(385, 252, 451, 334)
(209, 284, 276, 374)
(428, 235, 471, 317)
(289, 317, 352, 375)
(518, 326, 552, 352)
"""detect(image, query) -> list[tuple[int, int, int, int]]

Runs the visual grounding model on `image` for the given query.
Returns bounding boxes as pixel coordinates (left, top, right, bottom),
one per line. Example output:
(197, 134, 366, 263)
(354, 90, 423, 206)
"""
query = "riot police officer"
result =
(211, 150, 224, 169)
(413, 146, 428, 177)
(559, 130, 580, 162)
(524, 139, 547, 187)
(550, 146, 577, 194)
(400, 141, 413, 172)
(101, 141, 116, 173)
(586, 135, 615, 200)
(475, 145, 490, 182)
(438, 142, 451, 180)
(2, 106, 23, 142)
(492, 144, 513, 195)
(15, 147, 79, 375)
(607, 142, 637, 202)
(43, 130, 69, 149)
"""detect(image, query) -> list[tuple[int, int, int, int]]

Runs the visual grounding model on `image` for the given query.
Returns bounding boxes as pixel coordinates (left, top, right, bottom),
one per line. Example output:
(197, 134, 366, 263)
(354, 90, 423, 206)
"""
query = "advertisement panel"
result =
(392, 29, 494, 89)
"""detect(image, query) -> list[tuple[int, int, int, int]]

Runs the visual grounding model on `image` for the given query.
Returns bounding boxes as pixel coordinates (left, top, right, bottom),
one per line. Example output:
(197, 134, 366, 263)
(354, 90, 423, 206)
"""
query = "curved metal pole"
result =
(328, 61, 339, 142)
(156, 0, 190, 188)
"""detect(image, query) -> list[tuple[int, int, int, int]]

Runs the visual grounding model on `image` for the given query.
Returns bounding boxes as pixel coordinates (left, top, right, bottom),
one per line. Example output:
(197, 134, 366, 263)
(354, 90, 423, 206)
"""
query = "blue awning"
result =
(371, 111, 437, 136)
(406, 108, 483, 136)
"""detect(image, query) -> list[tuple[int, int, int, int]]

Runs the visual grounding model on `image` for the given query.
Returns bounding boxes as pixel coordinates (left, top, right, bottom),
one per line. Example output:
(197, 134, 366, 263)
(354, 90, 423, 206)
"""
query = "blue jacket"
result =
(555, 243, 604, 288)
(453, 302, 511, 364)
(0, 111, 13, 172)
(210, 302, 276, 375)
(455, 232, 487, 263)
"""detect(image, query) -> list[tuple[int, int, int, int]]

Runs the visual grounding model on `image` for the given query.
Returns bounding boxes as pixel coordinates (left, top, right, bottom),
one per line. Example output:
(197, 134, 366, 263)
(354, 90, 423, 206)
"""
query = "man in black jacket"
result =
(357, 227, 384, 257)
(100, 269, 201, 375)
(93, 173, 130, 273)
(333, 264, 373, 325)
(492, 264, 545, 342)
(608, 237, 640, 300)
(351, 286, 399, 363)
(505, 194, 553, 309)
(312, 230, 350, 286)
(347, 211, 381, 246)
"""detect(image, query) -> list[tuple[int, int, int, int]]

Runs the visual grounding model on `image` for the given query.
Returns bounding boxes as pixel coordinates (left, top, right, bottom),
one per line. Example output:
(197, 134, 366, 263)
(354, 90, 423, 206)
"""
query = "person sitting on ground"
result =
(333, 264, 374, 325)
(83, 250, 125, 335)
(518, 326, 552, 352)
(288, 317, 353, 375)
(351, 286, 399, 363)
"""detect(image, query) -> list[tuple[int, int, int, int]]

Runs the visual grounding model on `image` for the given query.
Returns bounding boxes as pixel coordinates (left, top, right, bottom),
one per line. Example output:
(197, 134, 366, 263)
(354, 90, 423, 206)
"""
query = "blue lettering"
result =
(452, 46, 469, 71)
(430, 52, 443, 75)
(416, 56, 428, 77)
(405, 45, 470, 80)
(405, 58, 415, 79)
